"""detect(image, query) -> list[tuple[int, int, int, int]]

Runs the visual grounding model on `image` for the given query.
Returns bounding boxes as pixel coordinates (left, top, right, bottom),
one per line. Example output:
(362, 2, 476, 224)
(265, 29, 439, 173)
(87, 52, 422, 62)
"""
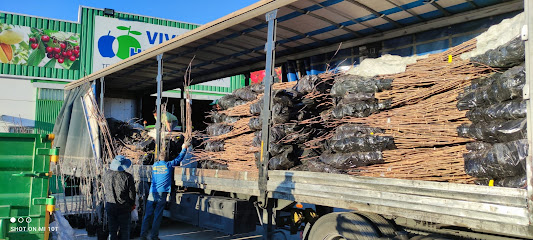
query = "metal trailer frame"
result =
(170, 1, 533, 238)
(69, 0, 533, 238)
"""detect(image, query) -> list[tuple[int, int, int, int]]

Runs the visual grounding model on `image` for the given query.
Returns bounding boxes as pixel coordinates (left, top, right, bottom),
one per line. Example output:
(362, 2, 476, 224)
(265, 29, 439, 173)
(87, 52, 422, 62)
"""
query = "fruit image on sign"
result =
(97, 26, 142, 60)
(0, 27, 24, 64)
(93, 16, 191, 72)
(0, 23, 80, 69)
(98, 31, 116, 58)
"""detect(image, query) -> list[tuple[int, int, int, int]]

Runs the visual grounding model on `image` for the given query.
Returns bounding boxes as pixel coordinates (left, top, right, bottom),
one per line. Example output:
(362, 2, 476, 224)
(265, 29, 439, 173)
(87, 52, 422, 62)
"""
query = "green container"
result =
(0, 133, 57, 240)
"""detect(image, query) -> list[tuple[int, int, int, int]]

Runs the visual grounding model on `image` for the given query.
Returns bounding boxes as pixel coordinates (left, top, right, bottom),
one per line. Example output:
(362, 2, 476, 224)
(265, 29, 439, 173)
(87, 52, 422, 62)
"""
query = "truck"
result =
(54, 0, 533, 239)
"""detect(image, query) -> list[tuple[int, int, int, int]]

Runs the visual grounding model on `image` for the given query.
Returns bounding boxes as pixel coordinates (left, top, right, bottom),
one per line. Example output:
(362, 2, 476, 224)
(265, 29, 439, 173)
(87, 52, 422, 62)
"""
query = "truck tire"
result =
(308, 212, 379, 240)
(354, 212, 396, 237)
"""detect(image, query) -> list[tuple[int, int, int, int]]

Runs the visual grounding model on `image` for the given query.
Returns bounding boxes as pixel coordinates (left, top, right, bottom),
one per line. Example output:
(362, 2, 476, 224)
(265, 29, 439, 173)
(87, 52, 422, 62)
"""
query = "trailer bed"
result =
(167, 167, 532, 239)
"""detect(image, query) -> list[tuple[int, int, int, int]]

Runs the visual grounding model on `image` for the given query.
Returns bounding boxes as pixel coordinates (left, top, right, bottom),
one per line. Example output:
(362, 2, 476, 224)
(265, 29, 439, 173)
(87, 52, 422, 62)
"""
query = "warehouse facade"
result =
(0, 6, 246, 134)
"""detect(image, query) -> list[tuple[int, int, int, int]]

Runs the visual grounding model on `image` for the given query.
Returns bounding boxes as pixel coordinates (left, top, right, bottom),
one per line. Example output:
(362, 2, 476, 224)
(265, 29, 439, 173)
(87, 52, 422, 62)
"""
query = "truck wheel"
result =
(308, 212, 379, 240)
(354, 212, 396, 237)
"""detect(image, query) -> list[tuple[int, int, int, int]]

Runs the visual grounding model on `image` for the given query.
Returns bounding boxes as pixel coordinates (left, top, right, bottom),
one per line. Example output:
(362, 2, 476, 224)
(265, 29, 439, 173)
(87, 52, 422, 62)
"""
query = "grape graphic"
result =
(115, 26, 141, 60)
(98, 30, 116, 58)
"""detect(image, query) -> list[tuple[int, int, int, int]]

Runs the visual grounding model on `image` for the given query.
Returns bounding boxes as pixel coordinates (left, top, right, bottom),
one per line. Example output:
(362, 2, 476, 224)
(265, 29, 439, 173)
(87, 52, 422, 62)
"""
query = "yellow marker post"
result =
(488, 179, 494, 186)
(448, 55, 453, 63)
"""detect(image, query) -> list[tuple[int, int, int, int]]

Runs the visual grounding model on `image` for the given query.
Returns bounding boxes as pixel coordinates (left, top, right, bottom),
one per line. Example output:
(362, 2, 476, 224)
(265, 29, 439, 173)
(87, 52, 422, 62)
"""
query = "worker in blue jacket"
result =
(140, 141, 190, 240)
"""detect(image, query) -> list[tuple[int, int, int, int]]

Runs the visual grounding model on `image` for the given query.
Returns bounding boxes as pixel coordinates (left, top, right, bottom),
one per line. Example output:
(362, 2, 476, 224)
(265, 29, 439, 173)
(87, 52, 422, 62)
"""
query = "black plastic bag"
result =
(218, 95, 238, 110)
(206, 123, 233, 136)
(470, 37, 525, 68)
(249, 83, 265, 93)
(333, 124, 384, 140)
(457, 118, 526, 143)
(305, 160, 342, 174)
(319, 151, 383, 169)
(235, 100, 248, 107)
(211, 112, 240, 123)
(250, 99, 263, 115)
(254, 130, 287, 147)
(458, 74, 500, 100)
(273, 90, 294, 107)
(327, 135, 395, 153)
(270, 125, 287, 142)
(269, 144, 293, 158)
(339, 92, 375, 104)
(234, 87, 258, 101)
(331, 75, 392, 97)
(457, 65, 525, 110)
(466, 100, 526, 122)
(248, 117, 262, 131)
(496, 174, 527, 188)
(203, 160, 229, 170)
(269, 147, 295, 170)
(296, 75, 325, 94)
(465, 142, 492, 151)
(294, 147, 320, 159)
(205, 141, 224, 152)
(463, 139, 528, 178)
(331, 100, 391, 119)
(272, 103, 291, 124)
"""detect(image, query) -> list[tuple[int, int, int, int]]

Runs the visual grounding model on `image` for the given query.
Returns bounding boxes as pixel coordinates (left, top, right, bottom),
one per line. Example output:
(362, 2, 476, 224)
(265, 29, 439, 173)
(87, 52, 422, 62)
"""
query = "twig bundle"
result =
(194, 133, 258, 172)
(350, 145, 474, 184)
(208, 117, 254, 141)
(183, 56, 195, 141)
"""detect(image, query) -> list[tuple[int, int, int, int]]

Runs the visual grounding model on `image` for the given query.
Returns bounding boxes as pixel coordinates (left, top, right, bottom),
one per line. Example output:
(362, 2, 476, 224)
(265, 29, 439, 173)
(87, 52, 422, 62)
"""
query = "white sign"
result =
(93, 16, 190, 72)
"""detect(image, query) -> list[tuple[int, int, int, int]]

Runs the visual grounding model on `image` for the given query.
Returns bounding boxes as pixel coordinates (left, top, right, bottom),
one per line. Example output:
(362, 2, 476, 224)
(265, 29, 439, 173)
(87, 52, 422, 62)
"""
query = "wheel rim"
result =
(324, 234, 347, 240)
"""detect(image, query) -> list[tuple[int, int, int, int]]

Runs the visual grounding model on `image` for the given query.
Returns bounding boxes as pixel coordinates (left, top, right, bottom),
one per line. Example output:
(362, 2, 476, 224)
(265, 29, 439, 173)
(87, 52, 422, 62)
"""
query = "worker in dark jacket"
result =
(140, 141, 190, 240)
(104, 155, 136, 240)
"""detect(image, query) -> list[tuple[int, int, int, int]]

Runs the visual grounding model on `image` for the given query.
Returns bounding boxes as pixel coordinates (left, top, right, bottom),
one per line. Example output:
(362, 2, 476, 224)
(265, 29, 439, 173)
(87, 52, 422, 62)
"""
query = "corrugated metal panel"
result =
(38, 88, 64, 101)
(35, 88, 63, 134)
(35, 99, 63, 134)
(80, 7, 199, 81)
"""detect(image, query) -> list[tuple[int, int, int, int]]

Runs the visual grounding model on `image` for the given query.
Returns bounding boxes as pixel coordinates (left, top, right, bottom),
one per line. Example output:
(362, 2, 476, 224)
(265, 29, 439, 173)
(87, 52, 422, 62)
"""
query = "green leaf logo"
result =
(117, 26, 129, 30)
(130, 31, 142, 36)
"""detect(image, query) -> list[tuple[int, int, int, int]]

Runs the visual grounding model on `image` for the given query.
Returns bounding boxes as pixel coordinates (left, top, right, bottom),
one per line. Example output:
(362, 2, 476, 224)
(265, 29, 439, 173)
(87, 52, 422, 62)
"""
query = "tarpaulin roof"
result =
(65, 0, 523, 94)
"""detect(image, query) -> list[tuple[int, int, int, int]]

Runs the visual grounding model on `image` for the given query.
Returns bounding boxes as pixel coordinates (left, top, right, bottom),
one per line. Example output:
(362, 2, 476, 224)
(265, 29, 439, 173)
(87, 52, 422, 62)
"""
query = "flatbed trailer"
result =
(59, 0, 533, 239)
(128, 165, 532, 239)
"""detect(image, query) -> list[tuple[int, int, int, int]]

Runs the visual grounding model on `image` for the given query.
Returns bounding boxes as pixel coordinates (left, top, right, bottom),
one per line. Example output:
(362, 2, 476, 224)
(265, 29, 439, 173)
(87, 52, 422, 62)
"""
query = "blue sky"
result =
(2, 0, 259, 24)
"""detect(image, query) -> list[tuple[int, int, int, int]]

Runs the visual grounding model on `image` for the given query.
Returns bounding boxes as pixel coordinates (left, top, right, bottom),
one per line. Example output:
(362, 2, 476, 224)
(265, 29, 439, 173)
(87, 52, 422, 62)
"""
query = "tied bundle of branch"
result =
(183, 57, 194, 142)
(350, 145, 474, 184)
(218, 94, 263, 117)
(375, 39, 494, 106)
(336, 40, 495, 183)
(292, 39, 495, 183)
(194, 133, 258, 172)
(207, 117, 253, 141)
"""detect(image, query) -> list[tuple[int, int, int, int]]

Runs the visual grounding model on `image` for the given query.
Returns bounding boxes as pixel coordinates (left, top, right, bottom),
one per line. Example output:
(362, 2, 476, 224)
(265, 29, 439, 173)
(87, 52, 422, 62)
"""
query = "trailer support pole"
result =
(155, 54, 164, 160)
(259, 9, 278, 240)
(99, 77, 104, 112)
(180, 86, 185, 133)
(524, 0, 533, 225)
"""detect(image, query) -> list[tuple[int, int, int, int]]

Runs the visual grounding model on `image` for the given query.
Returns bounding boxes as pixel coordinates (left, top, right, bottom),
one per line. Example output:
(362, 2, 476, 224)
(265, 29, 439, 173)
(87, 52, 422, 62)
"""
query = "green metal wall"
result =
(0, 12, 82, 80)
(35, 89, 64, 134)
(189, 75, 247, 93)
(79, 7, 200, 75)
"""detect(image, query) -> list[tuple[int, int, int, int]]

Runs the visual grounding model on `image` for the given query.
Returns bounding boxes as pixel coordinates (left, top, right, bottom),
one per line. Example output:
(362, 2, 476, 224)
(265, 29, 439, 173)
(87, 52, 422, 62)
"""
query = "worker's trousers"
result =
(140, 192, 168, 238)
(106, 203, 131, 240)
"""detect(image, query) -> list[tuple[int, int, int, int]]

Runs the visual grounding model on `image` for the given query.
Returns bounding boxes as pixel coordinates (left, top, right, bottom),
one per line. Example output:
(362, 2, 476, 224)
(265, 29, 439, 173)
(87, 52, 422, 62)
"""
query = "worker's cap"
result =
(209, 99, 219, 105)
(110, 155, 132, 171)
